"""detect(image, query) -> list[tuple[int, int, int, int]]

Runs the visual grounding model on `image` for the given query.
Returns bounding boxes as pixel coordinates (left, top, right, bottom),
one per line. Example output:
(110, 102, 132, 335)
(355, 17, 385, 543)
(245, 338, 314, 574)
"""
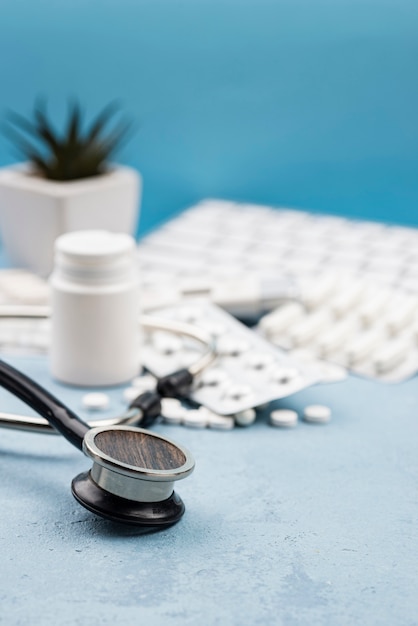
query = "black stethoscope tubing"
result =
(0, 358, 197, 527)
(0, 310, 215, 526)
(0, 307, 217, 436)
(0, 358, 89, 449)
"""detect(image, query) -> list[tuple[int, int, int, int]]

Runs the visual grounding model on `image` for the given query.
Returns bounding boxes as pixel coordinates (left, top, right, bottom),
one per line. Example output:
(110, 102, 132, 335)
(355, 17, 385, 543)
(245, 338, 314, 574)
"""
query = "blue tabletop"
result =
(1, 353, 418, 625)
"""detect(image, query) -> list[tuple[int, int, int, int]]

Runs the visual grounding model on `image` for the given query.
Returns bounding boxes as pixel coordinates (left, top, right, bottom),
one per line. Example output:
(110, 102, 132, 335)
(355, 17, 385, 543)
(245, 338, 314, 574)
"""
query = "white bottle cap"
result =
(54, 230, 136, 285)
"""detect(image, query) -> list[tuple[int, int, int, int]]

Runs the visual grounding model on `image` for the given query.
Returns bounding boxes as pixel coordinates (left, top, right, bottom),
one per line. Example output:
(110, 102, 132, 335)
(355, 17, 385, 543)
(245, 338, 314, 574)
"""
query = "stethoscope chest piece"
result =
(71, 426, 195, 527)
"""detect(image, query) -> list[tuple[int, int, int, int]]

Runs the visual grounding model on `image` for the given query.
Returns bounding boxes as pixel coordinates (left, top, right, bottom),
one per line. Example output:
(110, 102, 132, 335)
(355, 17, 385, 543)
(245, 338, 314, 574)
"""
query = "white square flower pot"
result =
(0, 164, 141, 276)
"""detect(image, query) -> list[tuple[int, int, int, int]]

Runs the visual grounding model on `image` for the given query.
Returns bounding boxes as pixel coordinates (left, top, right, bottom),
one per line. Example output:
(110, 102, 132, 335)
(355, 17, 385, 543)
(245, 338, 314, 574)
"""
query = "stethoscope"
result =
(0, 307, 217, 528)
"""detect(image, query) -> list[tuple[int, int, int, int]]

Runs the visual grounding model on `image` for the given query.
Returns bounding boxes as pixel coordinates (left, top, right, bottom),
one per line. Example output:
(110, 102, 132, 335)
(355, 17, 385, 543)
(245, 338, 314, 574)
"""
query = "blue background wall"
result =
(0, 0, 417, 233)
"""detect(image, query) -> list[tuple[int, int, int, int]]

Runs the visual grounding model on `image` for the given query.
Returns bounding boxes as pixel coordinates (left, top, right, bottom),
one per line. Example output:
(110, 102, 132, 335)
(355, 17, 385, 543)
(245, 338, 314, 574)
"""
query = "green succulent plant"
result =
(2, 99, 134, 181)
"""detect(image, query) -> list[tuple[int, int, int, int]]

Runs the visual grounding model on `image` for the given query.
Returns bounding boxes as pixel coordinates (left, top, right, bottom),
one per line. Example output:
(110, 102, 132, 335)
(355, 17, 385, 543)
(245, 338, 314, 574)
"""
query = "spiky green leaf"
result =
(2, 98, 135, 181)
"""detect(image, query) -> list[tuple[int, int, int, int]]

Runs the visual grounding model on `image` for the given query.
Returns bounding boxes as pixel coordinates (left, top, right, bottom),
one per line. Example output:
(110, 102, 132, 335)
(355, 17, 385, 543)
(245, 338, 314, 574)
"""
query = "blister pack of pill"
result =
(140, 300, 326, 415)
(137, 198, 418, 319)
(257, 273, 418, 382)
(0, 270, 51, 354)
(136, 199, 418, 383)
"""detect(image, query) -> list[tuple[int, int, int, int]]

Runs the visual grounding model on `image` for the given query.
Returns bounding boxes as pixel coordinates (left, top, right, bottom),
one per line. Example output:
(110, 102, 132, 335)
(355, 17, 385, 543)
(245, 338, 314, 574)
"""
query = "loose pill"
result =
(182, 409, 208, 428)
(207, 412, 235, 430)
(303, 404, 331, 423)
(234, 408, 257, 426)
(82, 392, 110, 411)
(270, 409, 298, 427)
(161, 398, 185, 424)
(131, 374, 157, 392)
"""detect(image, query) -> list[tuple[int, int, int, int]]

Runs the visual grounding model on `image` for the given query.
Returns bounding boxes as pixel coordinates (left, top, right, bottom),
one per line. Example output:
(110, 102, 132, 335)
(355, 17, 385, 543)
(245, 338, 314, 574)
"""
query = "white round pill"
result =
(270, 409, 298, 428)
(161, 398, 187, 416)
(217, 336, 250, 357)
(207, 413, 235, 430)
(161, 397, 182, 409)
(131, 374, 157, 392)
(198, 367, 229, 388)
(182, 409, 208, 429)
(244, 351, 276, 370)
(82, 392, 110, 411)
(303, 404, 331, 424)
(161, 413, 183, 425)
(223, 384, 253, 403)
(234, 408, 257, 427)
(161, 398, 186, 424)
(270, 367, 299, 385)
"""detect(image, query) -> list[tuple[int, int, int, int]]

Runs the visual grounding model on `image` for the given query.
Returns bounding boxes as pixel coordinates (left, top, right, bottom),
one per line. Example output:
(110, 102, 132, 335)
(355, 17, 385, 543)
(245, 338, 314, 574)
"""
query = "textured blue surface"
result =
(0, 0, 418, 233)
(0, 355, 418, 625)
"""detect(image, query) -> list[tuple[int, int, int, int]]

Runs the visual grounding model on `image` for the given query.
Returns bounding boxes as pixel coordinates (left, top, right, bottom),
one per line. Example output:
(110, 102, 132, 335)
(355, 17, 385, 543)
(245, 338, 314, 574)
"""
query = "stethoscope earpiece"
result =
(71, 426, 195, 527)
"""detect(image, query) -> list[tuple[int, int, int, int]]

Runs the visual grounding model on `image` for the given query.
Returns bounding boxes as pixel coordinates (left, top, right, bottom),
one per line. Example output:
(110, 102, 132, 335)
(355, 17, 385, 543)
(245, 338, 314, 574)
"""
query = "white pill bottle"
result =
(50, 230, 140, 386)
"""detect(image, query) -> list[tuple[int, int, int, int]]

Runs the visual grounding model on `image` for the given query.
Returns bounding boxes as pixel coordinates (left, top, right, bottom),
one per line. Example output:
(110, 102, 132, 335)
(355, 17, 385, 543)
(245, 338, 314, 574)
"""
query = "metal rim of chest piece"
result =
(72, 425, 195, 527)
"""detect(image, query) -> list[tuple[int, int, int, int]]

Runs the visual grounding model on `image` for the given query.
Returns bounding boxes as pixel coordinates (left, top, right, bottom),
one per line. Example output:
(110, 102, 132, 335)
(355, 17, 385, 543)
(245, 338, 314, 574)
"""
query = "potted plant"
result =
(0, 99, 141, 275)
